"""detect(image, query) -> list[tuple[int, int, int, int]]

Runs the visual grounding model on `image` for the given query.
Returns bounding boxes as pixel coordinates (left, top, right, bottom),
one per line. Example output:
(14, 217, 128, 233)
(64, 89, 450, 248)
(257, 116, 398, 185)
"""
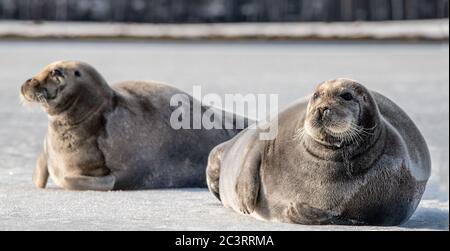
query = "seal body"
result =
(207, 79, 430, 226)
(21, 61, 250, 190)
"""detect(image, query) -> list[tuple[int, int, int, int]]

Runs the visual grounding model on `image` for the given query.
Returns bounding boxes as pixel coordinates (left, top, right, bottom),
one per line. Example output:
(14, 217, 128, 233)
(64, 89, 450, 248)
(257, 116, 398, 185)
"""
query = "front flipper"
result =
(206, 142, 228, 201)
(235, 146, 262, 215)
(33, 151, 49, 189)
(285, 202, 365, 225)
(64, 174, 116, 191)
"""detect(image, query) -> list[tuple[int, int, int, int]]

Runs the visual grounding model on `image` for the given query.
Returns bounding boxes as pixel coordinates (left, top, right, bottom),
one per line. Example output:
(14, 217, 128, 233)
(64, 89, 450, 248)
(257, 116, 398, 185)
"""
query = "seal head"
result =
(21, 60, 113, 117)
(304, 78, 380, 149)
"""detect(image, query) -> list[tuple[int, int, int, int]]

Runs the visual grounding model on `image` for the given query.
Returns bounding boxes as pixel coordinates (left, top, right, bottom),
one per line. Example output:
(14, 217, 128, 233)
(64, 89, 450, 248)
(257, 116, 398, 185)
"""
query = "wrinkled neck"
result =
(299, 122, 386, 176)
(49, 87, 114, 127)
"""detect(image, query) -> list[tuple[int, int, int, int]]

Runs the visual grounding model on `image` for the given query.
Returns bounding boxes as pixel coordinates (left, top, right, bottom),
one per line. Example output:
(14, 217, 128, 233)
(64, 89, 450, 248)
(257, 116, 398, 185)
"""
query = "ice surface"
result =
(0, 40, 448, 231)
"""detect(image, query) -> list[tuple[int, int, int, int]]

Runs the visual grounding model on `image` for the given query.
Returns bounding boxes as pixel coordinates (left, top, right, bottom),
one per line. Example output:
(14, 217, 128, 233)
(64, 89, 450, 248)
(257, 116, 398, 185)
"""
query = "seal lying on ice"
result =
(207, 78, 430, 226)
(21, 60, 250, 190)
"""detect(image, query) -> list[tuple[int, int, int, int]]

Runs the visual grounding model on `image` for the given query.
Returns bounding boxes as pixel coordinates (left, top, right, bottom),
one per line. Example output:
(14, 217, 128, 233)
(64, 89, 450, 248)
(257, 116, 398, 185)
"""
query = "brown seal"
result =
(21, 60, 250, 190)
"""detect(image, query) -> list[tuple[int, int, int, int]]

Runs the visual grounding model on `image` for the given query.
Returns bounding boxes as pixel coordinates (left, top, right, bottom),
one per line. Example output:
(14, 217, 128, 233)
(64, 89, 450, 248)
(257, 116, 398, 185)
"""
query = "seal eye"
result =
(340, 92, 353, 101)
(313, 92, 320, 100)
(51, 69, 64, 78)
(74, 70, 81, 77)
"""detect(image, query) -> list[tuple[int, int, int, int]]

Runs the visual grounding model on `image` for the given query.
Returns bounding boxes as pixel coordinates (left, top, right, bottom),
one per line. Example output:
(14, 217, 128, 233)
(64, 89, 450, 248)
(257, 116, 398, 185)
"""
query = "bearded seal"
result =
(21, 60, 250, 191)
(207, 78, 431, 226)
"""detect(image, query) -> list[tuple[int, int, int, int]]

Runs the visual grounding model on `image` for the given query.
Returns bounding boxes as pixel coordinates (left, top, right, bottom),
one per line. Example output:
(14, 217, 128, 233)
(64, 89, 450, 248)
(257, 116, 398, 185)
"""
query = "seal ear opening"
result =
(74, 70, 82, 77)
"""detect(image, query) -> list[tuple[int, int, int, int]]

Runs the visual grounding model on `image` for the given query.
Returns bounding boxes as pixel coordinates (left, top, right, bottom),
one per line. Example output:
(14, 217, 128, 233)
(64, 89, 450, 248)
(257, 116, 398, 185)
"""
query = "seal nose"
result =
(318, 107, 330, 119)
(21, 78, 42, 96)
(21, 79, 32, 94)
(30, 78, 40, 87)
(23, 78, 39, 88)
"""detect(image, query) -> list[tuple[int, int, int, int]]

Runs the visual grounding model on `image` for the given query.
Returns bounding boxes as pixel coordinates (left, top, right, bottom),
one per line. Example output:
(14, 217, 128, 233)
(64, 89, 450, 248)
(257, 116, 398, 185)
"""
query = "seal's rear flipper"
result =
(63, 174, 116, 191)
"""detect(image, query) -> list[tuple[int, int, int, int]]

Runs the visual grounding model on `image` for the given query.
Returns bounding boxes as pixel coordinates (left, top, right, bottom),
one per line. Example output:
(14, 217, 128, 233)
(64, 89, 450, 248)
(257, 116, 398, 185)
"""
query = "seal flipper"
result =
(63, 174, 116, 191)
(235, 146, 262, 215)
(285, 202, 366, 225)
(206, 143, 228, 201)
(32, 151, 49, 189)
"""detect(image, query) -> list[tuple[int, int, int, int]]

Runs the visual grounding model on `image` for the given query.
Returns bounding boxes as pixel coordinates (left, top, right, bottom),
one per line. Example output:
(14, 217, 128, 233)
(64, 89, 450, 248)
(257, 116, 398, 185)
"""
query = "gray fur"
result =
(207, 79, 430, 226)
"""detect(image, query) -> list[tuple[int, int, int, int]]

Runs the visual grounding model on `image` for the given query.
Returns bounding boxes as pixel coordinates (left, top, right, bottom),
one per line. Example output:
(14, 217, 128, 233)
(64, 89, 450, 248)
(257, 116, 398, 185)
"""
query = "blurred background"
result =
(0, 1, 448, 230)
(0, 0, 448, 23)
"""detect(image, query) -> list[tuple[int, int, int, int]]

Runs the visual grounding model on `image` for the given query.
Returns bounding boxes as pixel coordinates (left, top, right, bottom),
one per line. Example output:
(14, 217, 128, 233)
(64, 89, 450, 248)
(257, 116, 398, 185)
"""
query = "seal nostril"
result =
(319, 106, 331, 119)
(320, 107, 329, 113)
(28, 79, 40, 88)
(317, 107, 330, 120)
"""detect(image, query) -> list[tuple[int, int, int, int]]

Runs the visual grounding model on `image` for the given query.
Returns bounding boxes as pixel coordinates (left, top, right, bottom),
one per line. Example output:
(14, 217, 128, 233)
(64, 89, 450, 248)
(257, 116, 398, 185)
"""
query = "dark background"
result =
(0, 0, 448, 23)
